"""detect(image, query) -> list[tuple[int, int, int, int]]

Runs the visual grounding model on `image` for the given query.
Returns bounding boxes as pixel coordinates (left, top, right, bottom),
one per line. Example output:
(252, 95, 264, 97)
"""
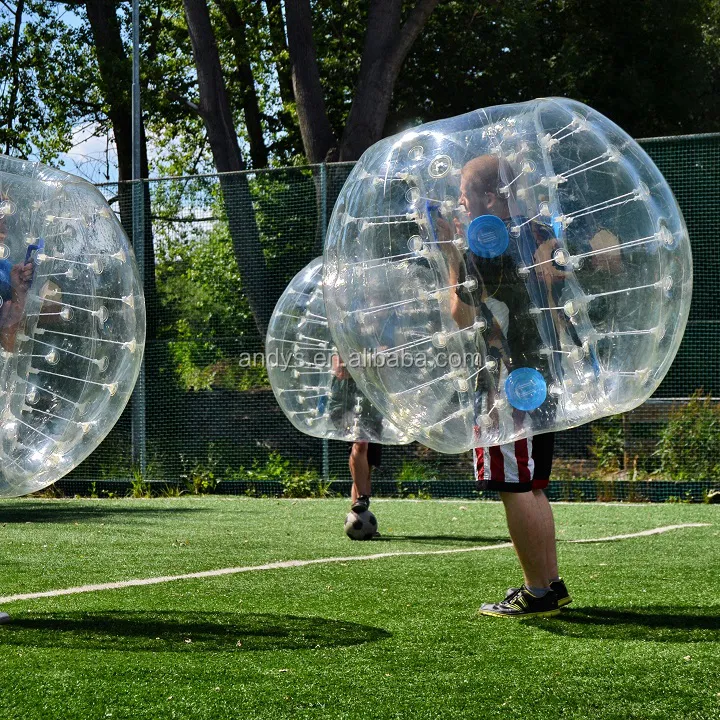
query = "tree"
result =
(81, 0, 160, 340)
(0, 1, 96, 160)
(182, 0, 277, 335)
(550, 0, 720, 137)
(3, 0, 25, 155)
(286, 0, 442, 162)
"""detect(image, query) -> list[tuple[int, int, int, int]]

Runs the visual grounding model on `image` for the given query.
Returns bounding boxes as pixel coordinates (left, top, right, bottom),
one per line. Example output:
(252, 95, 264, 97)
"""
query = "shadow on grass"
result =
(0, 504, 216, 524)
(526, 606, 720, 642)
(373, 535, 508, 545)
(0, 610, 391, 652)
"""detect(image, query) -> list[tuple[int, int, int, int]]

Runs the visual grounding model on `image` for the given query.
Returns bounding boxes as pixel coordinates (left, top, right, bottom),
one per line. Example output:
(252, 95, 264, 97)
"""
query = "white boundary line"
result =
(568, 523, 709, 543)
(0, 523, 709, 606)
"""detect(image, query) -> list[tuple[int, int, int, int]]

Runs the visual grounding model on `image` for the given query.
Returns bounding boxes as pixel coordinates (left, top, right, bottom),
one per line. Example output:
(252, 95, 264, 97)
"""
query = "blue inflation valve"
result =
(425, 200, 441, 245)
(505, 367, 547, 411)
(0, 259, 11, 301)
(467, 215, 509, 258)
(25, 237, 44, 265)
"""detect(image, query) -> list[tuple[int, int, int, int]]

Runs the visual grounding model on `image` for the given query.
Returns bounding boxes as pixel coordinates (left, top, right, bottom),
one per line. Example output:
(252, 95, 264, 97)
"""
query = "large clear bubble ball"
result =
(0, 156, 145, 496)
(323, 98, 692, 453)
(267, 257, 409, 444)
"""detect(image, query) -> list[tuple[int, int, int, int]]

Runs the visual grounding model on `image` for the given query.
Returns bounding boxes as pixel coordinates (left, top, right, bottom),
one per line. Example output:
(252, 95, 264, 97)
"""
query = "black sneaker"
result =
(479, 586, 560, 618)
(505, 578, 572, 608)
(550, 578, 572, 607)
(350, 495, 371, 513)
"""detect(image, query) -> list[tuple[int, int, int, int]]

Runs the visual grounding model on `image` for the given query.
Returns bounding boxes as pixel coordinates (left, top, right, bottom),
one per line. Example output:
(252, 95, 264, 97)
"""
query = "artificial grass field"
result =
(0, 496, 718, 720)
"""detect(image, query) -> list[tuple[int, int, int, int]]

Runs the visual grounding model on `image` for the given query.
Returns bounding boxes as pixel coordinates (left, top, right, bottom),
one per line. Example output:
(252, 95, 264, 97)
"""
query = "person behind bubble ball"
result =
(0, 212, 33, 352)
(439, 154, 572, 618)
(329, 353, 382, 536)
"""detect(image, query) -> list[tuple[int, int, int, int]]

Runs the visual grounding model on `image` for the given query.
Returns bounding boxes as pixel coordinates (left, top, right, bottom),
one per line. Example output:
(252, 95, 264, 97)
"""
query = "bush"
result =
(180, 447, 219, 494)
(229, 451, 330, 498)
(590, 415, 624, 473)
(655, 392, 720, 481)
(396, 459, 437, 498)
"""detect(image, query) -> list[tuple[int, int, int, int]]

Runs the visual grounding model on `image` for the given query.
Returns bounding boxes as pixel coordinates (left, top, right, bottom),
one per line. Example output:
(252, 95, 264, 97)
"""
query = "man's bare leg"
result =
(533, 488, 559, 581)
(499, 491, 551, 589)
(349, 441, 372, 504)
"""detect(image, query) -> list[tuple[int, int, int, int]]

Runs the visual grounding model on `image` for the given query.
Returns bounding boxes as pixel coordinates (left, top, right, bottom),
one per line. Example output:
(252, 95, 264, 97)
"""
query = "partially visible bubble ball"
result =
(0, 155, 145, 497)
(266, 257, 409, 444)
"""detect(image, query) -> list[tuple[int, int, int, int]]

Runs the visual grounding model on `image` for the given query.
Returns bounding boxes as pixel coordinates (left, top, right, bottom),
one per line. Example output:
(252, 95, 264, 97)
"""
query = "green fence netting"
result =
(53, 136, 720, 502)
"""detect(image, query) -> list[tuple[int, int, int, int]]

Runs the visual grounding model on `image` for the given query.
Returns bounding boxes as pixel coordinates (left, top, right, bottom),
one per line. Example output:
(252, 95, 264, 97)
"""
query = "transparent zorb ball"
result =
(0, 156, 145, 496)
(266, 257, 409, 444)
(323, 98, 691, 453)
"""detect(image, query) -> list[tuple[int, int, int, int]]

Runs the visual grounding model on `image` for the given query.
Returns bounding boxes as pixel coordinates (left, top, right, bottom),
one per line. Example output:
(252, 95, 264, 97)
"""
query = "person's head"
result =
(459, 155, 510, 220)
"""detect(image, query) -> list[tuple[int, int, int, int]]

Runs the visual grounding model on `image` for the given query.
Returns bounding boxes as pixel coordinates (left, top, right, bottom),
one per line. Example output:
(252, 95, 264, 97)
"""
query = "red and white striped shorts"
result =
(473, 432, 555, 493)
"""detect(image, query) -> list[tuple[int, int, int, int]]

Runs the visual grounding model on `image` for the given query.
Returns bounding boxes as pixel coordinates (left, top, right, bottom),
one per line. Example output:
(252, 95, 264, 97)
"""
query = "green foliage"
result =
(395, 459, 436, 498)
(656, 392, 720, 481)
(229, 451, 327, 498)
(0, 3, 99, 162)
(279, 469, 317, 499)
(252, 170, 318, 281)
(30, 483, 64, 499)
(129, 472, 153, 499)
(155, 200, 263, 390)
(313, 477, 335, 499)
(590, 415, 625, 473)
(397, 459, 437, 485)
(180, 447, 219, 495)
(392, 0, 720, 139)
(159, 484, 186, 498)
(704, 489, 720, 504)
(666, 491, 695, 504)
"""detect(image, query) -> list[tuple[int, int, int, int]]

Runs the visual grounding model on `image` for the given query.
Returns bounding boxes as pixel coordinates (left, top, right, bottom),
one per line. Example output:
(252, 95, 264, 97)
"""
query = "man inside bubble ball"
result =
(439, 154, 571, 618)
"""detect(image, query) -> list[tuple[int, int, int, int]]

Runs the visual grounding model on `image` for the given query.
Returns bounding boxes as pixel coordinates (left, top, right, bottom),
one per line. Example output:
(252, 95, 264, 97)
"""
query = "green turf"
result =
(0, 497, 718, 719)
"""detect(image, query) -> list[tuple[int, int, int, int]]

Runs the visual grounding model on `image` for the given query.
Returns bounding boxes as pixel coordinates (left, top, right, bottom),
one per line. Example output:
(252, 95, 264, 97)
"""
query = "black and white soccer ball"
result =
(344, 509, 378, 540)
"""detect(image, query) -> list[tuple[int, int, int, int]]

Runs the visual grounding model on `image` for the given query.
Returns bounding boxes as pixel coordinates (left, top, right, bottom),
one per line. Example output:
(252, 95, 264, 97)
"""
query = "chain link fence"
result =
(54, 136, 720, 502)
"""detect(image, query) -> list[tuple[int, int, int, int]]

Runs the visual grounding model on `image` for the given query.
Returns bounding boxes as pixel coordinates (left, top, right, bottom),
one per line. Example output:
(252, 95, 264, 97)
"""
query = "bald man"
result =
(442, 154, 571, 618)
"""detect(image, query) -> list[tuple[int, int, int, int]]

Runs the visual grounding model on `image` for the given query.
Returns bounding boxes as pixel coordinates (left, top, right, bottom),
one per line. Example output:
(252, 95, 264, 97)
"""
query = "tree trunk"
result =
(215, 0, 269, 169)
(183, 0, 275, 336)
(265, 0, 294, 111)
(84, 0, 159, 342)
(338, 0, 441, 160)
(285, 0, 336, 163)
(264, 0, 300, 156)
(4, 0, 26, 155)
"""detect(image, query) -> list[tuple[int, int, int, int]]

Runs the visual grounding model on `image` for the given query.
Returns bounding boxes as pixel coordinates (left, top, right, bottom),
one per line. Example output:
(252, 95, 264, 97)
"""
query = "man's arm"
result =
(436, 216, 475, 329)
(0, 262, 33, 351)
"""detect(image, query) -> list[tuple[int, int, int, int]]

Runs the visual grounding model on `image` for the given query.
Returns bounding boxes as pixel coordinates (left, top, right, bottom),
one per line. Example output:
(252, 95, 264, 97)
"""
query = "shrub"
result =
(229, 451, 327, 498)
(396, 459, 437, 498)
(180, 447, 219, 494)
(590, 415, 624, 472)
(655, 392, 720, 481)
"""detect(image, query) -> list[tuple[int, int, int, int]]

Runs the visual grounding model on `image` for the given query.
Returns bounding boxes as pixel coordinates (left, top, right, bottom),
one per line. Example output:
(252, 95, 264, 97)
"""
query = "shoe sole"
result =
(478, 607, 562, 619)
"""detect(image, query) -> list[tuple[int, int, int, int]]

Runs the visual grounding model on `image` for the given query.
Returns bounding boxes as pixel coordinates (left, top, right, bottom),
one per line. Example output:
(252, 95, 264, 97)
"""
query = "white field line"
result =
(567, 523, 709, 543)
(0, 523, 709, 606)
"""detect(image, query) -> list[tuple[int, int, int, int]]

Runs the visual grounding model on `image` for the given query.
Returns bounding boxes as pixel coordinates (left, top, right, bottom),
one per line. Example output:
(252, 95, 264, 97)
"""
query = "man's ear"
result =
(485, 192, 498, 210)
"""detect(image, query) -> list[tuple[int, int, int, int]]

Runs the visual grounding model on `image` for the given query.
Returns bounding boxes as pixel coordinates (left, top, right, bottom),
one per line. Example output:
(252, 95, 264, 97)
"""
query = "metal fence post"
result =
(320, 162, 330, 482)
(130, 0, 147, 477)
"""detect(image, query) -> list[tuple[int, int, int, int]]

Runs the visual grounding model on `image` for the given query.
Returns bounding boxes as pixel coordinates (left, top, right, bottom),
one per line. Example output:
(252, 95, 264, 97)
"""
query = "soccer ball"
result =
(344, 509, 378, 540)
